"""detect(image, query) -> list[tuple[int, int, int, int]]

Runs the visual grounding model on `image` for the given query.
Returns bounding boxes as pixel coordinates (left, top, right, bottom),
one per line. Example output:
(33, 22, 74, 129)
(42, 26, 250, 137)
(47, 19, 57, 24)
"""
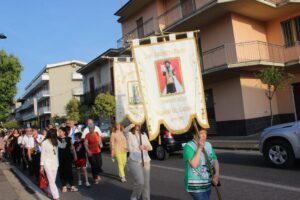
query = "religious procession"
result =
(1, 1, 300, 200)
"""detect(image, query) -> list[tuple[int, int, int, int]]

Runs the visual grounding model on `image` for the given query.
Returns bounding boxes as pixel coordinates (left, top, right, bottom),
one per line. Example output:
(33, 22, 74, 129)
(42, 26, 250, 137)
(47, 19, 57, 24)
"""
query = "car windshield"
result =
(100, 123, 110, 130)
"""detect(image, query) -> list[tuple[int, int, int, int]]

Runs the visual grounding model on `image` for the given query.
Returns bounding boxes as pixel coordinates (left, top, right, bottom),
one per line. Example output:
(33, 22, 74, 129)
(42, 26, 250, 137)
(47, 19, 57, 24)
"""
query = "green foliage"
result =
(50, 115, 67, 125)
(66, 98, 81, 122)
(0, 50, 23, 121)
(92, 93, 116, 119)
(79, 106, 94, 123)
(256, 66, 295, 125)
(3, 120, 20, 129)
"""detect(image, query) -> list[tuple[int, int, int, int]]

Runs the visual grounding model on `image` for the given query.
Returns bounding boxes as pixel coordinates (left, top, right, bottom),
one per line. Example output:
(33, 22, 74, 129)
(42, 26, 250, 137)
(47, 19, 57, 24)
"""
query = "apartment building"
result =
(78, 49, 119, 105)
(115, 0, 300, 136)
(15, 60, 86, 128)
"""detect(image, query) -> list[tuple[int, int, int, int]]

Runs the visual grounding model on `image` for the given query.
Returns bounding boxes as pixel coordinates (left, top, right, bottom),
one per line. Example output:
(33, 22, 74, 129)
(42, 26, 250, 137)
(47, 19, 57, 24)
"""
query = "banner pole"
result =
(192, 120, 222, 200)
(139, 132, 145, 167)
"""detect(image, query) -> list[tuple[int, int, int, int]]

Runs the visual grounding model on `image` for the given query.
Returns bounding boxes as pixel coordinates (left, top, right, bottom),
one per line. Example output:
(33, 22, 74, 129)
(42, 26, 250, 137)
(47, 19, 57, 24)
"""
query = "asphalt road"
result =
(17, 149, 300, 200)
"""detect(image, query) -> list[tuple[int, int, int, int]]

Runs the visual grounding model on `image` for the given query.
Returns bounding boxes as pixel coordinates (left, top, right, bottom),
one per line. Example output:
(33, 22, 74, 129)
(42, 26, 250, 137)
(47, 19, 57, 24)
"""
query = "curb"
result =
(210, 140, 259, 151)
(9, 164, 48, 200)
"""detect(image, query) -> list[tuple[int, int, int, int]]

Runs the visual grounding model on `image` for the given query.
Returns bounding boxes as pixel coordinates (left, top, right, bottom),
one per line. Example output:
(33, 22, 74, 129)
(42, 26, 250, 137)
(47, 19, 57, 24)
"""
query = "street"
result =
(17, 149, 300, 200)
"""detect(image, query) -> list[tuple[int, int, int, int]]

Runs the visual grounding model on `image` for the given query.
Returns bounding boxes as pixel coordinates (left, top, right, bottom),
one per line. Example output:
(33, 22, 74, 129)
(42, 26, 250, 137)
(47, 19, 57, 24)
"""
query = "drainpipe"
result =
(291, 85, 298, 121)
(197, 32, 205, 72)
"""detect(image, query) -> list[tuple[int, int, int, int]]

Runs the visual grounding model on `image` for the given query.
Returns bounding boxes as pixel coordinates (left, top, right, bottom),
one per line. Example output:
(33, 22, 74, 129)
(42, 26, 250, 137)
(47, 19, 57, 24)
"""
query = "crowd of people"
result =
(0, 119, 220, 200)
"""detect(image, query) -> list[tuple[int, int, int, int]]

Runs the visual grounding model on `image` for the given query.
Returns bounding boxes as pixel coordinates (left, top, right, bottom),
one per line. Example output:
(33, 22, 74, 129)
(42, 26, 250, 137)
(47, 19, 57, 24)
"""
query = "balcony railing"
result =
(39, 106, 51, 115)
(37, 90, 50, 101)
(157, 0, 215, 30)
(83, 84, 113, 105)
(202, 41, 300, 70)
(117, 17, 157, 48)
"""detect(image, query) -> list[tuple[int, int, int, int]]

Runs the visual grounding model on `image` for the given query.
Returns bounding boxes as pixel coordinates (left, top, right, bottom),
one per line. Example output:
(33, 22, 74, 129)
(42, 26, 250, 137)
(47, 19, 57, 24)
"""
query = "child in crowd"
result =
(74, 132, 90, 187)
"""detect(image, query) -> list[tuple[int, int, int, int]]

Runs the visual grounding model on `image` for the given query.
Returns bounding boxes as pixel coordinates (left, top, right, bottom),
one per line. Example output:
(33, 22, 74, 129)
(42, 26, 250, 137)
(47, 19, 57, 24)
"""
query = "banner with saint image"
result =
(132, 32, 209, 140)
(113, 58, 145, 124)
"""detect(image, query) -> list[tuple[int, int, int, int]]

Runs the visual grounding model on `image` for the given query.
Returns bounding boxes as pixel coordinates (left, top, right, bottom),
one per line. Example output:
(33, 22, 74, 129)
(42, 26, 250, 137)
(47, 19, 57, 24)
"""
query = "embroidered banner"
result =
(113, 58, 145, 124)
(132, 32, 209, 140)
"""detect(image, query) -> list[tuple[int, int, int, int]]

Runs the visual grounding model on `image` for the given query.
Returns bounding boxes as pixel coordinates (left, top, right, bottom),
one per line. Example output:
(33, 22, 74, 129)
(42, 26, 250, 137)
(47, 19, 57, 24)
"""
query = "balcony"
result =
(72, 73, 83, 80)
(202, 41, 300, 72)
(72, 87, 84, 96)
(22, 112, 36, 121)
(37, 90, 50, 101)
(23, 73, 49, 98)
(156, 0, 296, 32)
(83, 84, 113, 105)
(21, 99, 34, 110)
(39, 106, 51, 115)
(117, 17, 157, 48)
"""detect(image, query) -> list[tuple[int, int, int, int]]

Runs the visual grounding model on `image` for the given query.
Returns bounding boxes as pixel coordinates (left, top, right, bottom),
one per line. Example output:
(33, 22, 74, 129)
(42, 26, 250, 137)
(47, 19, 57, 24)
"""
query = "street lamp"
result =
(0, 33, 7, 39)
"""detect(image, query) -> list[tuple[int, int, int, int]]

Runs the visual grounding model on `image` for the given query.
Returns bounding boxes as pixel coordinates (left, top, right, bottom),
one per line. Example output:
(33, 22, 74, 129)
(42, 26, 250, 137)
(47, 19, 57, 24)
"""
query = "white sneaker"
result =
(78, 180, 82, 186)
(121, 177, 127, 183)
(85, 182, 91, 188)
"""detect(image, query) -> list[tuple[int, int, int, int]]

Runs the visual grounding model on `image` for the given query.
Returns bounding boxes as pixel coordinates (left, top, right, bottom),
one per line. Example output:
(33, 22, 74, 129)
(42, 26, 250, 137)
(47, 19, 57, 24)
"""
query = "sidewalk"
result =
(0, 161, 41, 200)
(208, 133, 260, 150)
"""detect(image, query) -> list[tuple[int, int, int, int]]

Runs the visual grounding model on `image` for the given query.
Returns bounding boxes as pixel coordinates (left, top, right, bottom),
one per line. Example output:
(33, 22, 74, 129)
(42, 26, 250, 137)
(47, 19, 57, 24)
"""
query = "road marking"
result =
(150, 164, 300, 193)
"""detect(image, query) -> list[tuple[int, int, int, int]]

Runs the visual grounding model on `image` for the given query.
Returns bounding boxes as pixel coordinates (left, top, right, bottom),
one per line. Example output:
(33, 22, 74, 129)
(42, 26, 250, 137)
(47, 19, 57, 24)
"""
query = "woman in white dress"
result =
(40, 128, 60, 200)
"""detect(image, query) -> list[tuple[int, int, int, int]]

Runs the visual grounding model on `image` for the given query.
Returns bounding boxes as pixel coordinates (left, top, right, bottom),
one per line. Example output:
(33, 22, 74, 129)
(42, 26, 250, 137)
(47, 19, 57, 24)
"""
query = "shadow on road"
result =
(217, 152, 300, 171)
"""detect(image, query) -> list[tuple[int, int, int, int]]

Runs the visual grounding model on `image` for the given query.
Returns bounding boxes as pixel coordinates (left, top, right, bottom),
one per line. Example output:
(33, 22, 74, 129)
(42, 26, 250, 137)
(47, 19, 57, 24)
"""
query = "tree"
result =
(256, 66, 294, 126)
(92, 93, 116, 120)
(3, 120, 20, 129)
(0, 50, 23, 121)
(50, 115, 67, 125)
(66, 98, 81, 122)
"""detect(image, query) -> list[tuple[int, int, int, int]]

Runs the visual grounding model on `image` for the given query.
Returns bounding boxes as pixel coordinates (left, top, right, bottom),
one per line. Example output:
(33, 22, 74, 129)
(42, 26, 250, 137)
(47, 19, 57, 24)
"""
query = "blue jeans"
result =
(190, 190, 211, 200)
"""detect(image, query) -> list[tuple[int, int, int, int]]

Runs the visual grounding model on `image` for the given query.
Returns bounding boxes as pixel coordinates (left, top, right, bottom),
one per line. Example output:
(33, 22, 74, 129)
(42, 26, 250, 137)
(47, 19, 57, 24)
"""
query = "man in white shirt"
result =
(27, 129, 44, 179)
(22, 128, 33, 174)
(66, 119, 80, 144)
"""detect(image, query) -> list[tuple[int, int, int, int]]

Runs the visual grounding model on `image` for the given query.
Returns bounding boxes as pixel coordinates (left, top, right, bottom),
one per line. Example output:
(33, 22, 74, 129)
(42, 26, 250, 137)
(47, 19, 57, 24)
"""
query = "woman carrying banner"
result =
(127, 124, 152, 200)
(110, 123, 127, 182)
(183, 128, 220, 200)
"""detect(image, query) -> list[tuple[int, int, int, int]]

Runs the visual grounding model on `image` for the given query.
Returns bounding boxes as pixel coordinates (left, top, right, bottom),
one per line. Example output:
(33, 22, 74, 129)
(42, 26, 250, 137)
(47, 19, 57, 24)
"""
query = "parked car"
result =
(259, 121, 300, 168)
(99, 122, 111, 148)
(149, 127, 193, 160)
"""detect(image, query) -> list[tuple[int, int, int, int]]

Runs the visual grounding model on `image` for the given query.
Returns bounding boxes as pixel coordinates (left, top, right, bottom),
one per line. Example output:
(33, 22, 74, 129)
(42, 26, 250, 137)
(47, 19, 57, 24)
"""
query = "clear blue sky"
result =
(0, 0, 127, 98)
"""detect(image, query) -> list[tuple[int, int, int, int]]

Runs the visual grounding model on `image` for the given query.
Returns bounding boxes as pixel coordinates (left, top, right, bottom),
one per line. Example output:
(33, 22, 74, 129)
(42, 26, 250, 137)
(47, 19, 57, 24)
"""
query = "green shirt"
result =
(183, 140, 217, 193)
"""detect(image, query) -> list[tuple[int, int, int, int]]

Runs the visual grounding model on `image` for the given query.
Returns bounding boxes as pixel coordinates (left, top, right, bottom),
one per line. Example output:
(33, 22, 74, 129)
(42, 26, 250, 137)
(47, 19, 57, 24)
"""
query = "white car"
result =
(259, 121, 300, 168)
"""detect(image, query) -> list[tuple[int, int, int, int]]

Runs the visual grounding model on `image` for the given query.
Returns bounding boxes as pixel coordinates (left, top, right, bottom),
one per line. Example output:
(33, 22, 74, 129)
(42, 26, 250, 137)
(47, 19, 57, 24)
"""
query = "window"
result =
(281, 16, 300, 47)
(89, 77, 95, 100)
(136, 17, 144, 38)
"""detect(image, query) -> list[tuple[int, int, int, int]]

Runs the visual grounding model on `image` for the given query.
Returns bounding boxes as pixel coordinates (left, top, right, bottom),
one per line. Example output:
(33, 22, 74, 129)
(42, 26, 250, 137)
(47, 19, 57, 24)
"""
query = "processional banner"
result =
(113, 58, 145, 124)
(132, 32, 209, 140)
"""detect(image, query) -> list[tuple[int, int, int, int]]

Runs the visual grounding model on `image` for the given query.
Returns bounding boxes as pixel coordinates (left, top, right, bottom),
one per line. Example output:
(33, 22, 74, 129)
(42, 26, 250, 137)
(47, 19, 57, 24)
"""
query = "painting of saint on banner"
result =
(155, 58, 184, 96)
(128, 81, 141, 105)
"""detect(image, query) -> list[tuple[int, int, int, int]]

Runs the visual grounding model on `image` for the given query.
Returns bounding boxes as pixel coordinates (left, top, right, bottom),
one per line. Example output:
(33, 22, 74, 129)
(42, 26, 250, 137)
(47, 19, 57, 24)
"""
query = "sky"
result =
(0, 0, 128, 98)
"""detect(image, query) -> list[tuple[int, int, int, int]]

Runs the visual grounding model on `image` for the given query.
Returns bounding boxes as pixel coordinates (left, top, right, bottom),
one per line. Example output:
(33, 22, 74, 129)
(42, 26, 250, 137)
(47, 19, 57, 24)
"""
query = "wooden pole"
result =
(139, 132, 145, 167)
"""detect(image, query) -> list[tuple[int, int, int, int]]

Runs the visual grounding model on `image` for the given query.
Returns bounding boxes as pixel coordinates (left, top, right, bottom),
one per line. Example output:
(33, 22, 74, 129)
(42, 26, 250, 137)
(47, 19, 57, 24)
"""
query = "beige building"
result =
(115, 0, 300, 136)
(15, 60, 86, 128)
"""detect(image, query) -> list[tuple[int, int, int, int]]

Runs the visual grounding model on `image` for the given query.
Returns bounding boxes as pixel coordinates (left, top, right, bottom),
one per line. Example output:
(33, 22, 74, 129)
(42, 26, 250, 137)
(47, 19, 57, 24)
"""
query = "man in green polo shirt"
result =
(183, 129, 220, 200)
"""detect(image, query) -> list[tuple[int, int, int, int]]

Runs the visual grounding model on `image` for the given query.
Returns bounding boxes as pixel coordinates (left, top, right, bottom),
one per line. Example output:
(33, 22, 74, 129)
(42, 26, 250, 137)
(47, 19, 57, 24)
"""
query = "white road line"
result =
(150, 164, 300, 193)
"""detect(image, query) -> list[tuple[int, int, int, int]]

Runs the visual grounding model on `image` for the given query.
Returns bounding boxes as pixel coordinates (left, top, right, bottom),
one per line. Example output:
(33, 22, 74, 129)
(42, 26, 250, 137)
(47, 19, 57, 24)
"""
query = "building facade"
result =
(115, 0, 300, 135)
(78, 49, 119, 106)
(15, 60, 86, 128)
